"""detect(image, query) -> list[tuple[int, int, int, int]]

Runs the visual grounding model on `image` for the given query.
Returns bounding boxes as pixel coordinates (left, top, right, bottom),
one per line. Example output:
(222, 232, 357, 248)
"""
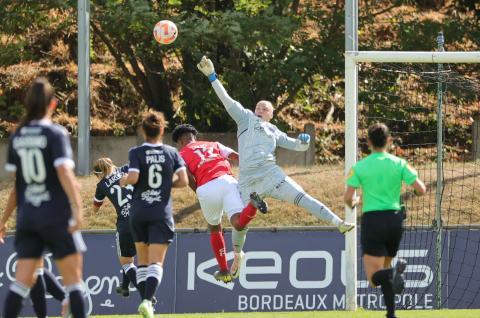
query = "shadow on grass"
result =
(174, 202, 201, 223)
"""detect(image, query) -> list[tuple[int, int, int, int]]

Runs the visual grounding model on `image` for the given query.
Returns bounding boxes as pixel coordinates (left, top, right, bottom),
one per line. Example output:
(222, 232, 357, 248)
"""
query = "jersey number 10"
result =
(17, 148, 46, 184)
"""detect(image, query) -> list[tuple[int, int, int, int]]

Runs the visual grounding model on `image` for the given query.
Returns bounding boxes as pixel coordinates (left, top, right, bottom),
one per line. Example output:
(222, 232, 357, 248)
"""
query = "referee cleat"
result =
(392, 258, 407, 294)
(214, 270, 233, 283)
(115, 286, 130, 298)
(250, 192, 268, 214)
(231, 251, 245, 279)
(338, 221, 355, 234)
(138, 299, 154, 318)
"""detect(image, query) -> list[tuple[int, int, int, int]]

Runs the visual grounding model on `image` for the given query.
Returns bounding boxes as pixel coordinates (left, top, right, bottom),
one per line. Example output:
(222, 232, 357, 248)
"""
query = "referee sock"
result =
(238, 203, 257, 228)
(136, 265, 148, 300)
(122, 263, 138, 288)
(43, 268, 65, 301)
(232, 228, 248, 254)
(31, 268, 47, 318)
(210, 231, 228, 272)
(144, 263, 163, 301)
(66, 283, 86, 318)
(372, 269, 395, 318)
(4, 281, 30, 318)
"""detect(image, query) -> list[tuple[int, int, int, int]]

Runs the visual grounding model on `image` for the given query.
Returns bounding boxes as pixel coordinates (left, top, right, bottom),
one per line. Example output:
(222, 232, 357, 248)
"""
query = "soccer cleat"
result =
(250, 192, 268, 214)
(338, 221, 355, 234)
(231, 251, 245, 279)
(214, 270, 233, 283)
(115, 286, 130, 298)
(138, 299, 154, 318)
(392, 258, 407, 294)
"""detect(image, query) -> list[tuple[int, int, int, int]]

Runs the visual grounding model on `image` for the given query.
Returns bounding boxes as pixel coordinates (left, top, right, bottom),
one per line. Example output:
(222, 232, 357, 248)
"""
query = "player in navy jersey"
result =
(0, 78, 86, 318)
(92, 157, 138, 298)
(120, 111, 188, 318)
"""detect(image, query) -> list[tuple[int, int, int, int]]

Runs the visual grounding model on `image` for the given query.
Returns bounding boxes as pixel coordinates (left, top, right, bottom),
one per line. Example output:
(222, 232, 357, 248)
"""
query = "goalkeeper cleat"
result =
(115, 286, 130, 298)
(231, 251, 245, 279)
(138, 299, 154, 318)
(392, 258, 407, 294)
(338, 221, 355, 234)
(250, 192, 268, 214)
(214, 270, 233, 283)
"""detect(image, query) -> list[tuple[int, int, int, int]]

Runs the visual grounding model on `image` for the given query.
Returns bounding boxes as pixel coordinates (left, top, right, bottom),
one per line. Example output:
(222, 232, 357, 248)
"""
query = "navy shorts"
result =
(361, 210, 403, 257)
(130, 212, 174, 245)
(116, 222, 136, 258)
(15, 226, 87, 260)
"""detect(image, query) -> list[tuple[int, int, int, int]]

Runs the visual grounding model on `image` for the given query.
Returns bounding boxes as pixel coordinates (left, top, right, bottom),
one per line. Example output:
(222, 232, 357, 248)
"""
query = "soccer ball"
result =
(153, 20, 178, 45)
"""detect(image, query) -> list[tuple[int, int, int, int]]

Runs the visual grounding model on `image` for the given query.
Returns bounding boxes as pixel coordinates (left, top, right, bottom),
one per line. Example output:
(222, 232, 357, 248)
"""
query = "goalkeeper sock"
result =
(297, 192, 342, 226)
(372, 269, 395, 318)
(232, 228, 248, 254)
(210, 231, 228, 271)
(238, 203, 257, 228)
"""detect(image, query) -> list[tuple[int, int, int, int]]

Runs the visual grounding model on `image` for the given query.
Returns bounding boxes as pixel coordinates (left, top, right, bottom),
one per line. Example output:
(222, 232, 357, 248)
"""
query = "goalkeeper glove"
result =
(298, 133, 310, 144)
(197, 56, 217, 82)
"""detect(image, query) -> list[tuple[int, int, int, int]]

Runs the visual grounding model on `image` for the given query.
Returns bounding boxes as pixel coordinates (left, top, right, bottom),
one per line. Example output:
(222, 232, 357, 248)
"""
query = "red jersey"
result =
(180, 141, 234, 187)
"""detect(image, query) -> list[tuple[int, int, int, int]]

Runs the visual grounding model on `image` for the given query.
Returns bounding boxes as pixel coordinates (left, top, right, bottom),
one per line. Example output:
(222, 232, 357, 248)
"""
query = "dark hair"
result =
(368, 123, 390, 148)
(172, 124, 198, 143)
(19, 77, 55, 128)
(142, 110, 167, 138)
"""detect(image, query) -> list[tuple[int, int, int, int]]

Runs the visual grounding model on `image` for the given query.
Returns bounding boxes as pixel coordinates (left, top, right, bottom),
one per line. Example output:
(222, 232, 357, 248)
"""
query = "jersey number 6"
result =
(148, 164, 163, 188)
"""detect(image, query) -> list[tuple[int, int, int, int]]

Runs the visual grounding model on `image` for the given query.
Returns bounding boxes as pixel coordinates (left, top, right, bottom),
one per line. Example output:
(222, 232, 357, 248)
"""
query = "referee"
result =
(344, 123, 426, 318)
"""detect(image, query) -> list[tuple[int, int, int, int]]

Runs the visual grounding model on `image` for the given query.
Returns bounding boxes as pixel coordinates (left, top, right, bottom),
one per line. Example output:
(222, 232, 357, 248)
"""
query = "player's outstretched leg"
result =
(209, 224, 232, 283)
(270, 176, 355, 233)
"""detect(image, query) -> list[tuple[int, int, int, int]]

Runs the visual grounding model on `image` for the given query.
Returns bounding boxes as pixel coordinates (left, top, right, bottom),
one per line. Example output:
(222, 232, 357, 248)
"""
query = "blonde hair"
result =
(93, 157, 117, 178)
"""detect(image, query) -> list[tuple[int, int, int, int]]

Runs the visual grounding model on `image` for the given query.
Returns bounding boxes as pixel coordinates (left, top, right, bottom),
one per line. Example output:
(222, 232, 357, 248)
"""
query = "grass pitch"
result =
(87, 309, 480, 318)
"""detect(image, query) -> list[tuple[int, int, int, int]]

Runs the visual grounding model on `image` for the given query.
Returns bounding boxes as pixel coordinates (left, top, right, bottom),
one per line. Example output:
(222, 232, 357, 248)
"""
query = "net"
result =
(356, 62, 480, 309)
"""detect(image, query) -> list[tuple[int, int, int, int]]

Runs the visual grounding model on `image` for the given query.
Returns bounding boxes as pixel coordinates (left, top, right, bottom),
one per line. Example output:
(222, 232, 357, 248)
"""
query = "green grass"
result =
(85, 310, 480, 318)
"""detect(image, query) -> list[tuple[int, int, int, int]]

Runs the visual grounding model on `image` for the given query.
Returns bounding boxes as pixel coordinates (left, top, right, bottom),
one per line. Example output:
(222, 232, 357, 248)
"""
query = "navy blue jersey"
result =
(128, 143, 185, 219)
(5, 120, 74, 230)
(94, 164, 133, 223)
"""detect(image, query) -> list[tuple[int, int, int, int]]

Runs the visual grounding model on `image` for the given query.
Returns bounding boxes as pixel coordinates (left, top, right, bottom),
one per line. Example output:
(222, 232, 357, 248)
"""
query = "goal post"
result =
(344, 50, 480, 311)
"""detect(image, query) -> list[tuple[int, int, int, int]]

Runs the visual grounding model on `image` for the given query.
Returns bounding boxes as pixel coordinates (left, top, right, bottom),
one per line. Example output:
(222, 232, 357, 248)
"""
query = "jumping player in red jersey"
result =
(172, 124, 267, 283)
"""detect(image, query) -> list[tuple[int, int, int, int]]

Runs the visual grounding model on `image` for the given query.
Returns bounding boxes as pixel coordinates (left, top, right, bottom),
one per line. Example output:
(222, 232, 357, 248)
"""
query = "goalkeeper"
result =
(197, 56, 354, 233)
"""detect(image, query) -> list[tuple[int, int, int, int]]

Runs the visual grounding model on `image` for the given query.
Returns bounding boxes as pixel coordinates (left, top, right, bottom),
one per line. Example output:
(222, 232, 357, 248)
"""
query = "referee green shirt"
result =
(346, 152, 418, 213)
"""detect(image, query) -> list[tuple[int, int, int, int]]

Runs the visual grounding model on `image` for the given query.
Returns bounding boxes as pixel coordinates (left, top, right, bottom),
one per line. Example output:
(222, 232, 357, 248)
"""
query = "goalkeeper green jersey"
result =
(346, 152, 418, 213)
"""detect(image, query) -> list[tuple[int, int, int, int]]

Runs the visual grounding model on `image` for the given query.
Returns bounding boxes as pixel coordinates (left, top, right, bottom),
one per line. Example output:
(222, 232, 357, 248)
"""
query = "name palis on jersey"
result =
(146, 154, 166, 164)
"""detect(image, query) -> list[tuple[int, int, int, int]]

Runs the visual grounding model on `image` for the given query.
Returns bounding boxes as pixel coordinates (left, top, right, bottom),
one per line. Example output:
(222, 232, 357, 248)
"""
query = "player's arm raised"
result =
(197, 56, 249, 125)
(276, 131, 310, 152)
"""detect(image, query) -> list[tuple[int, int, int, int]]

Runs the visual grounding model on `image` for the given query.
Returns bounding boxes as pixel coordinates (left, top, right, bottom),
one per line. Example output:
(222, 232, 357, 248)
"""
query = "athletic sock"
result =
(232, 228, 248, 254)
(121, 270, 130, 289)
(4, 281, 30, 318)
(210, 231, 228, 271)
(136, 265, 148, 300)
(372, 269, 395, 318)
(30, 269, 47, 318)
(297, 193, 342, 226)
(238, 203, 257, 228)
(144, 263, 163, 301)
(66, 283, 86, 318)
(43, 268, 65, 301)
(122, 263, 138, 288)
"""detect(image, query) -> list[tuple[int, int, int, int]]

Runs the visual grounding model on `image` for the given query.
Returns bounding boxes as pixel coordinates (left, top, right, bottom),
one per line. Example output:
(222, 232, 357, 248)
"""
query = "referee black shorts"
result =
(361, 210, 403, 257)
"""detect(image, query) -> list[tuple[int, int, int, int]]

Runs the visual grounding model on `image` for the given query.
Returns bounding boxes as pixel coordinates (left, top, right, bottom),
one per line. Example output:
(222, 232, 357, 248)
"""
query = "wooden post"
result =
(304, 123, 316, 166)
(473, 116, 480, 161)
